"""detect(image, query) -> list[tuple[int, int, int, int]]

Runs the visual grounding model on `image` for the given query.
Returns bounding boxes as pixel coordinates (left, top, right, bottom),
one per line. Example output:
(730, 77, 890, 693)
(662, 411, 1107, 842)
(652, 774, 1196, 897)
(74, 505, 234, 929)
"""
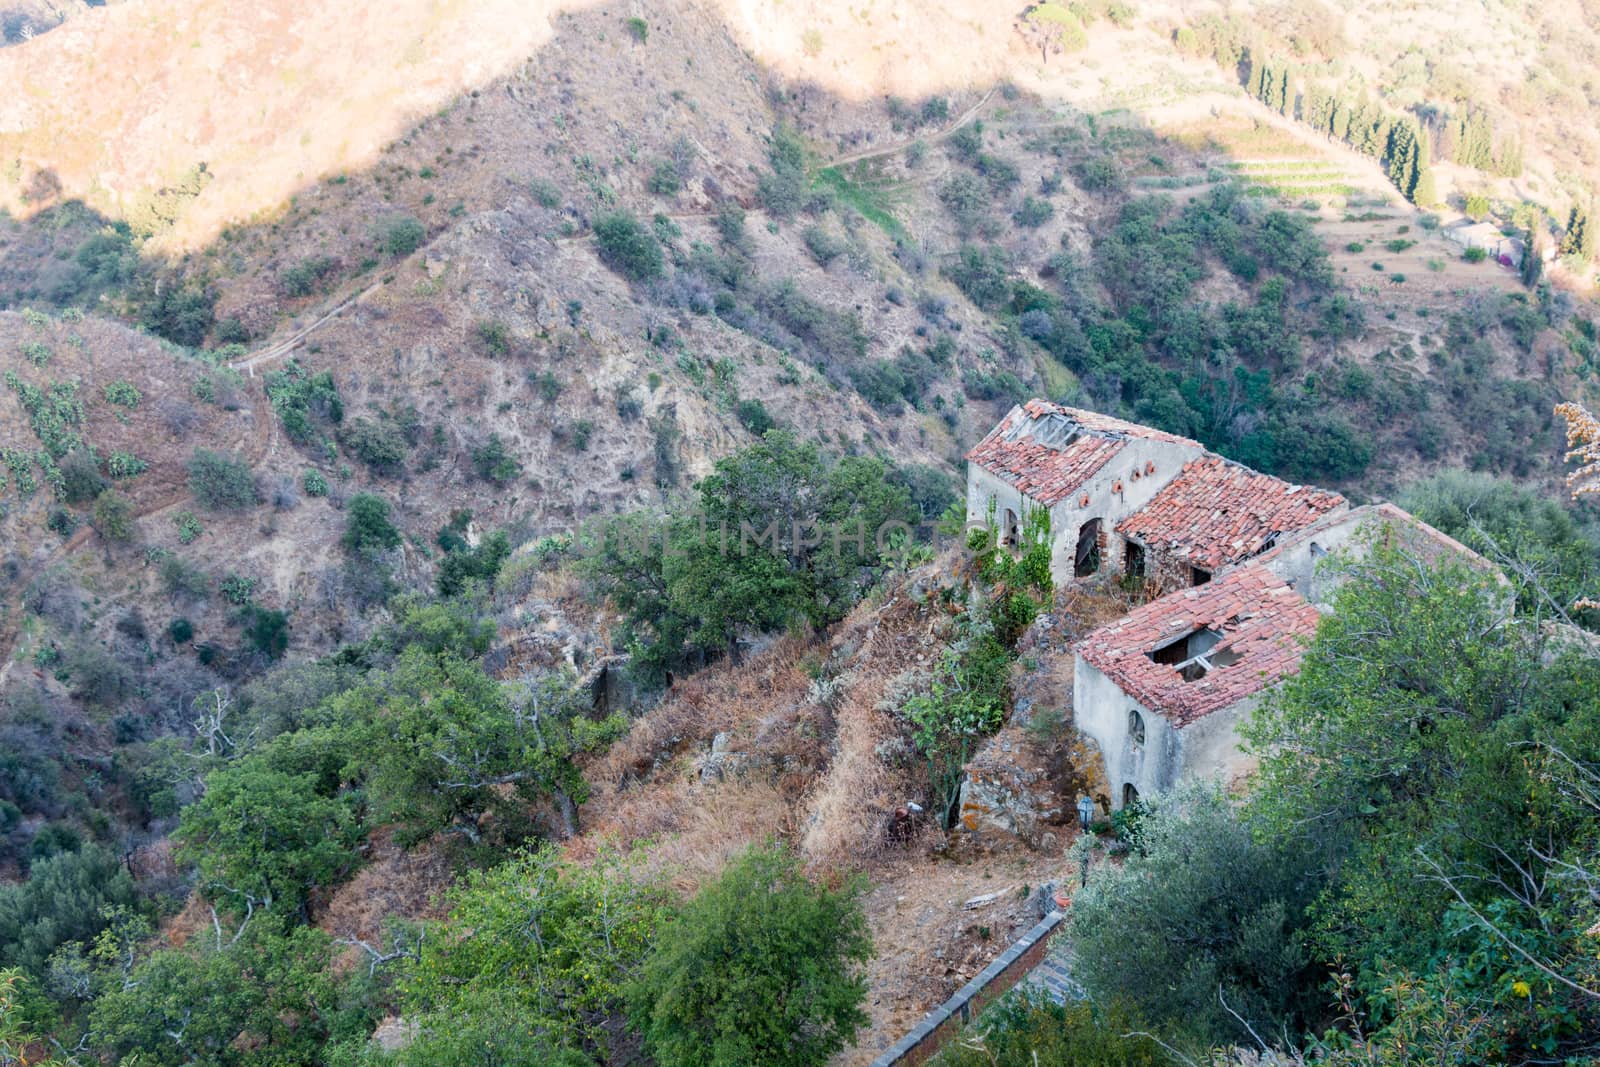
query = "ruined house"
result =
(965, 401, 1499, 812)
(965, 400, 1344, 588)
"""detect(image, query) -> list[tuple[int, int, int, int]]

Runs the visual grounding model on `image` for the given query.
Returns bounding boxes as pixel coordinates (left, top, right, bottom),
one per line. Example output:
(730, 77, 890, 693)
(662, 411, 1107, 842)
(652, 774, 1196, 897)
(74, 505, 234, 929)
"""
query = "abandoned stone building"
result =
(965, 400, 1345, 588)
(965, 401, 1495, 812)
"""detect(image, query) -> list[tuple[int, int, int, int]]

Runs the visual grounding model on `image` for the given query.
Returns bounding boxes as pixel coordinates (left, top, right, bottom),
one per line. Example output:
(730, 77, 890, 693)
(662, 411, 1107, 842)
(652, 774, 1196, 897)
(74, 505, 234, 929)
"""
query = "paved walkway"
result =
(1021, 942, 1086, 1004)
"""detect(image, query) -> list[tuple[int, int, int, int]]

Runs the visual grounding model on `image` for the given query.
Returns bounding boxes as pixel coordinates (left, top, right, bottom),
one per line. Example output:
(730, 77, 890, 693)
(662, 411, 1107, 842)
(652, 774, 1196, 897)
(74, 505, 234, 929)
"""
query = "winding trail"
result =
(0, 89, 1000, 682)
(0, 279, 369, 680)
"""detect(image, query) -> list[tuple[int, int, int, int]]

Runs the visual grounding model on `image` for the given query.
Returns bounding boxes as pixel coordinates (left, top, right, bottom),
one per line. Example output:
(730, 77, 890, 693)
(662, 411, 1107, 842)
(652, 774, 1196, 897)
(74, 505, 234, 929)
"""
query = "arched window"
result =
(1075, 518, 1102, 577)
(1122, 782, 1140, 808)
(1128, 708, 1145, 747)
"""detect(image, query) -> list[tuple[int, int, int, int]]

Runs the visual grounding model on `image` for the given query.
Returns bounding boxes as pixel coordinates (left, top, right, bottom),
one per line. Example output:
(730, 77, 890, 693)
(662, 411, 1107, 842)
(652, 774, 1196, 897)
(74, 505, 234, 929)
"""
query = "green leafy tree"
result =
(1245, 543, 1600, 1061)
(397, 846, 669, 1060)
(89, 916, 353, 1066)
(627, 843, 872, 1067)
(336, 651, 620, 842)
(174, 760, 363, 918)
(1069, 784, 1316, 1046)
(585, 433, 916, 682)
(931, 994, 1163, 1066)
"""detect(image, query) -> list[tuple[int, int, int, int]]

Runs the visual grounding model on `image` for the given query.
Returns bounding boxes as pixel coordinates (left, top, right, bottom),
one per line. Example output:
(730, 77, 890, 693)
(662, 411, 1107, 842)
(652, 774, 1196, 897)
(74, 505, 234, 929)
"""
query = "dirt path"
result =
(0, 281, 340, 678)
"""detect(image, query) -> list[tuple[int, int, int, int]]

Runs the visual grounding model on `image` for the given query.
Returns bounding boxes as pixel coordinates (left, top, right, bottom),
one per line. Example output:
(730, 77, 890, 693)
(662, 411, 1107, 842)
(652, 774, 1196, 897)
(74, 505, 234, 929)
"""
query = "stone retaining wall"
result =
(867, 908, 1066, 1067)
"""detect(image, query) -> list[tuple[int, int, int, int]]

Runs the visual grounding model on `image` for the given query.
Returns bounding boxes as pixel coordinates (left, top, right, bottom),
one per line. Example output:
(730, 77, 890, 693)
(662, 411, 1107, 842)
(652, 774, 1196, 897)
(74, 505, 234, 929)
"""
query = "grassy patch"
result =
(813, 164, 905, 240)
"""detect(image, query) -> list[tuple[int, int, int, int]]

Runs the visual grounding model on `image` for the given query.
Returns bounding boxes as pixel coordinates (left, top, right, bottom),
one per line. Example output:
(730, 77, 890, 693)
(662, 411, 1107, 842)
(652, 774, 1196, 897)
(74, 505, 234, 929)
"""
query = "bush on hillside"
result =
(593, 212, 664, 282)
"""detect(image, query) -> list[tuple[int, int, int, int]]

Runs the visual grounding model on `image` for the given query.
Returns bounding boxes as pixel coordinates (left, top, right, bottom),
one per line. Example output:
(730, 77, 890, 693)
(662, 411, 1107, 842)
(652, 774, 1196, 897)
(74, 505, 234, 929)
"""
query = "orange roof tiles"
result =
(965, 401, 1200, 506)
(1074, 563, 1321, 726)
(1117, 455, 1345, 570)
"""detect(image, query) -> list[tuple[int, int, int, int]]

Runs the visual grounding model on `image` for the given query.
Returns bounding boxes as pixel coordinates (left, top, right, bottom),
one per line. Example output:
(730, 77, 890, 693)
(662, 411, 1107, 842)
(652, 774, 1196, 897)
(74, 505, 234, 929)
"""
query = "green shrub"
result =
(1012, 196, 1055, 228)
(380, 215, 426, 258)
(220, 574, 257, 606)
(627, 843, 872, 1067)
(1071, 784, 1316, 1046)
(103, 380, 142, 408)
(107, 451, 147, 479)
(593, 212, 665, 281)
(736, 399, 775, 436)
(756, 124, 808, 219)
(168, 617, 194, 644)
(625, 15, 648, 41)
(91, 489, 135, 542)
(802, 224, 847, 265)
(265, 360, 342, 442)
(187, 449, 257, 510)
(278, 255, 338, 298)
(475, 319, 512, 357)
(172, 511, 204, 546)
(931, 994, 1162, 1066)
(341, 416, 410, 474)
(530, 178, 562, 208)
(342, 493, 401, 555)
(648, 161, 680, 195)
(0, 846, 138, 976)
(471, 434, 523, 484)
(301, 469, 328, 496)
(1463, 245, 1488, 263)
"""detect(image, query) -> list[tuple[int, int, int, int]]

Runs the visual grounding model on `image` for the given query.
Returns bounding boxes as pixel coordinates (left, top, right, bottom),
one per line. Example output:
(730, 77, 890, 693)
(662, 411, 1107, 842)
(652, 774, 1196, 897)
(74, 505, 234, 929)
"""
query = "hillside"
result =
(2, 0, 1600, 1064)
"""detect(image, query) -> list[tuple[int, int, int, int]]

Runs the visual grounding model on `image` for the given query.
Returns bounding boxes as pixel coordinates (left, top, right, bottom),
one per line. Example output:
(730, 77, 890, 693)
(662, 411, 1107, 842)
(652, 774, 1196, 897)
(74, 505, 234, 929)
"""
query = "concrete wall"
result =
(1073, 658, 1180, 808)
(967, 434, 1203, 587)
(1073, 656, 1257, 809)
(868, 909, 1067, 1067)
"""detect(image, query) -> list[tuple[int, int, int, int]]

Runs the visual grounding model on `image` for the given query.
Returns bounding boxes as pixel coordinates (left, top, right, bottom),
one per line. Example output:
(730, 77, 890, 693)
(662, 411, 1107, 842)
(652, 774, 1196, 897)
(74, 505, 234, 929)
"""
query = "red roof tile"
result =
(1073, 563, 1321, 726)
(1117, 455, 1345, 570)
(965, 401, 1200, 506)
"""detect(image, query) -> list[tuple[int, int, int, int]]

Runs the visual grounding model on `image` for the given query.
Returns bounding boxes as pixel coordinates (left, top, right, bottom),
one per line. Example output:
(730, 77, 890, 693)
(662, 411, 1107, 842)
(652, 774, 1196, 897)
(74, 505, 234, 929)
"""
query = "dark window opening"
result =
(1149, 627, 1236, 682)
(1124, 540, 1145, 579)
(1122, 782, 1140, 808)
(1128, 708, 1145, 747)
(1001, 507, 1019, 548)
(1075, 518, 1102, 577)
(1192, 566, 1211, 585)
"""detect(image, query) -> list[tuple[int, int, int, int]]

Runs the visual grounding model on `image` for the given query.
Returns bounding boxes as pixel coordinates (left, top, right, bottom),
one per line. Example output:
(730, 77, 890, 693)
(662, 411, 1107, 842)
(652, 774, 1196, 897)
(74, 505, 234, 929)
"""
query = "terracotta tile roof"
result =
(1117, 455, 1345, 570)
(1073, 563, 1320, 726)
(965, 401, 1200, 506)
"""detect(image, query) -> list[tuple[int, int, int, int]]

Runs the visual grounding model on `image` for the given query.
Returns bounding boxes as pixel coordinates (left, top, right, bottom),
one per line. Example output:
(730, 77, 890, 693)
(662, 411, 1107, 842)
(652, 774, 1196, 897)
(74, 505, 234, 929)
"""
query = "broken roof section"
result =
(1117, 455, 1347, 570)
(965, 400, 1201, 506)
(1073, 562, 1320, 726)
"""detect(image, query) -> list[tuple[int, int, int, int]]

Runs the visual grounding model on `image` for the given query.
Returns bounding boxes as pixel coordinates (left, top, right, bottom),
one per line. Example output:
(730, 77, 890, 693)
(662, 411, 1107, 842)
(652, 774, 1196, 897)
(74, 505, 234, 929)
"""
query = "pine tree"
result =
(1412, 167, 1438, 209)
(1276, 69, 1291, 114)
(1562, 203, 1595, 264)
(1330, 97, 1351, 142)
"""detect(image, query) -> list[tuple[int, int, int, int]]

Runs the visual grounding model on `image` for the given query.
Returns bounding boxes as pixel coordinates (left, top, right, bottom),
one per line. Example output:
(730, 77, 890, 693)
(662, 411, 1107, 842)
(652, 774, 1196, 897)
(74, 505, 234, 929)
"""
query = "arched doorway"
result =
(1001, 507, 1019, 549)
(1075, 518, 1102, 577)
(1122, 782, 1140, 808)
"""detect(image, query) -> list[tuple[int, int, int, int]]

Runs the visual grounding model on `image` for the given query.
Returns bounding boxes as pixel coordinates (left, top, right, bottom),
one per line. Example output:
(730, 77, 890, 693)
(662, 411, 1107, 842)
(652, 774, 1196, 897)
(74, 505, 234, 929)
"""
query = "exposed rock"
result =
(956, 725, 1068, 846)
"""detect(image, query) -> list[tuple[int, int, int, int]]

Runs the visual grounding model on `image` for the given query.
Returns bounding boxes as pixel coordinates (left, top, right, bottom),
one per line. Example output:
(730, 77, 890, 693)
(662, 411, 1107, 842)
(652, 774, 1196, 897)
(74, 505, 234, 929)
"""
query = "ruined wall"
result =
(1174, 697, 1258, 792)
(966, 433, 1203, 588)
(1072, 657, 1181, 808)
(1072, 656, 1260, 808)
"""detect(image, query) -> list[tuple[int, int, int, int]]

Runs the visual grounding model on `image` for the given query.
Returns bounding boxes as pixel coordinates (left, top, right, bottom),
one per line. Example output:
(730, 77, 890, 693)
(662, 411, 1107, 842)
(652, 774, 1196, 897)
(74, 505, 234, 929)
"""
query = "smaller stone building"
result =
(1072, 563, 1319, 808)
(965, 401, 1204, 583)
